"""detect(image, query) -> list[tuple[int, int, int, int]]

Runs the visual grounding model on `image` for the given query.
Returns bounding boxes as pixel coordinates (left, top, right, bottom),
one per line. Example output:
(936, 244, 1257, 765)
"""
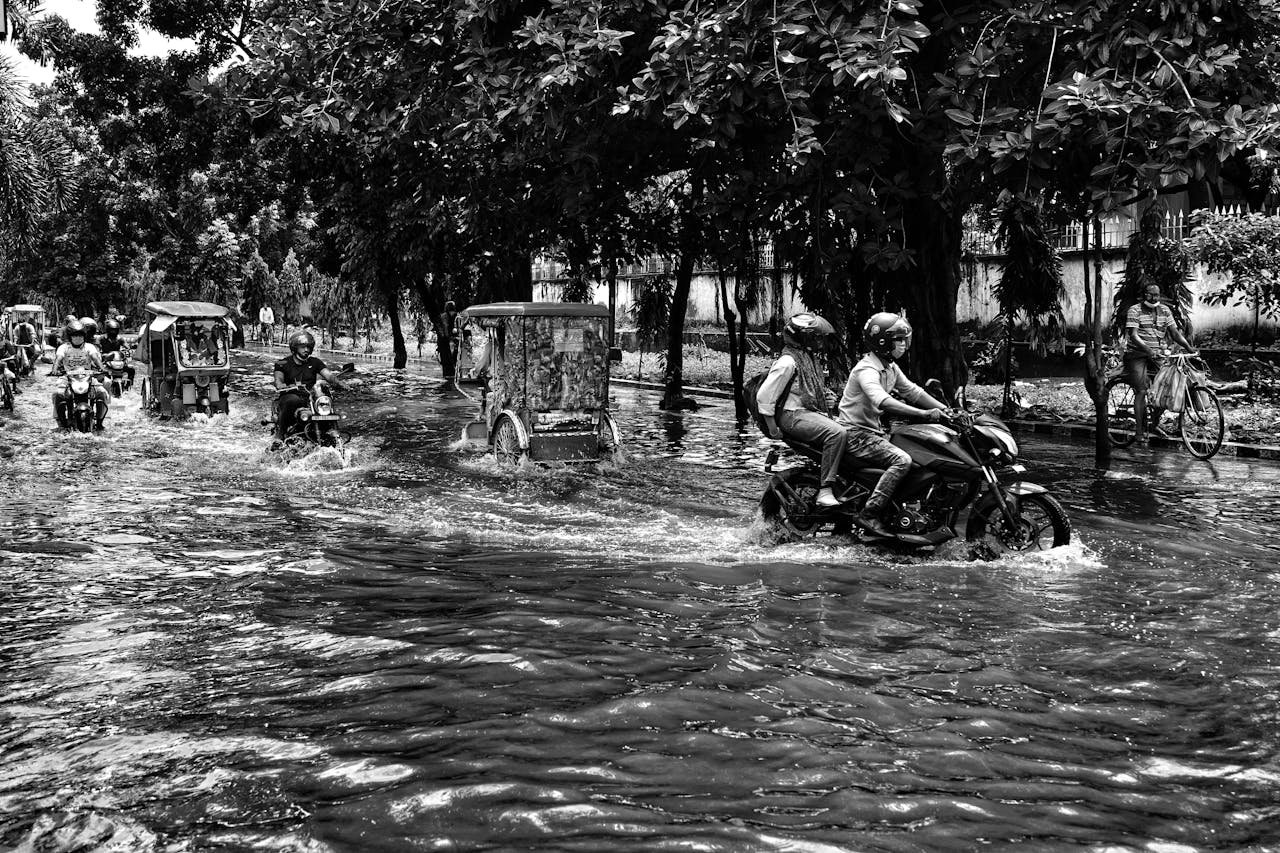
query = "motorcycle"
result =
(757, 382, 1071, 552)
(103, 352, 132, 398)
(56, 368, 107, 433)
(271, 379, 344, 449)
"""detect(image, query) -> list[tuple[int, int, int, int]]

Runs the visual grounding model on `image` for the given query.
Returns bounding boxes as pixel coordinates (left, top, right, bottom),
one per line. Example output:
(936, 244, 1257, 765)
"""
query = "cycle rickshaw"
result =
(459, 302, 622, 465)
(3, 303, 48, 375)
(134, 301, 235, 418)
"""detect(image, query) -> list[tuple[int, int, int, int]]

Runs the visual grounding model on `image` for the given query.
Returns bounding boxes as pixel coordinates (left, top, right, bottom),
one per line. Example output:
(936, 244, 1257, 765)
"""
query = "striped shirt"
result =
(1124, 302, 1176, 356)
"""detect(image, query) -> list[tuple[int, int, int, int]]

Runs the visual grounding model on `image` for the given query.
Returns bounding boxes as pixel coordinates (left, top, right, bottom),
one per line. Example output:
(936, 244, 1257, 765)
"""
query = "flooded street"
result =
(3, 352, 1279, 851)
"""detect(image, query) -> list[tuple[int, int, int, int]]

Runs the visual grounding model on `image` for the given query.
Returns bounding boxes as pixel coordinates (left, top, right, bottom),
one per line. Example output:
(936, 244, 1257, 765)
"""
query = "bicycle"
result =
(1105, 352, 1225, 459)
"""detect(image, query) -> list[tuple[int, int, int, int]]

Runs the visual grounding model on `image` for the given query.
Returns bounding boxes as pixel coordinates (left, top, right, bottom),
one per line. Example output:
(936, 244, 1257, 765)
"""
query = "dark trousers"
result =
(276, 390, 309, 439)
(1123, 352, 1164, 436)
(779, 409, 847, 487)
(845, 426, 912, 512)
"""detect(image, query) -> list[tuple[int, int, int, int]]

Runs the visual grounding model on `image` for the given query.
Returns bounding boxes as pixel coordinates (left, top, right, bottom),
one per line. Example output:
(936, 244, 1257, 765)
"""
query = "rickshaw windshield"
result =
(174, 321, 230, 368)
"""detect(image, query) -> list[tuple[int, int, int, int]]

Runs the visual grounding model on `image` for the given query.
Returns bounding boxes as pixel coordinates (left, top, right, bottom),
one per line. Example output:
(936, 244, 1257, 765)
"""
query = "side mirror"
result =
(925, 378, 954, 407)
(609, 347, 623, 363)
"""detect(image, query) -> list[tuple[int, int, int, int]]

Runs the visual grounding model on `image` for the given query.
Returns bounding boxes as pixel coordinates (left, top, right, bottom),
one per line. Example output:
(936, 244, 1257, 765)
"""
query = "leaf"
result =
(945, 108, 975, 126)
(774, 23, 810, 36)
(776, 49, 806, 64)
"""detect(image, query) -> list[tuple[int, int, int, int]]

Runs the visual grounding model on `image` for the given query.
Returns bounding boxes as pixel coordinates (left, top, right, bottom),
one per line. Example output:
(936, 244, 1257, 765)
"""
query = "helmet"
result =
(64, 314, 76, 323)
(104, 319, 120, 336)
(66, 320, 86, 342)
(782, 312, 836, 352)
(80, 317, 98, 338)
(289, 330, 316, 357)
(863, 312, 912, 360)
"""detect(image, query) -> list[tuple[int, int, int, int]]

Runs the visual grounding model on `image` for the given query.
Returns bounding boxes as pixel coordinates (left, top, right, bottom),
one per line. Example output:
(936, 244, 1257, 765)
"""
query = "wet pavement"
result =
(2, 352, 1279, 851)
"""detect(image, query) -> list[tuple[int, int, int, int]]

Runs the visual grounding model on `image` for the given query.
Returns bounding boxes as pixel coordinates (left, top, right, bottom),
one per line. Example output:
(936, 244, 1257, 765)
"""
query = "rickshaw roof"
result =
(145, 301, 231, 319)
(462, 302, 608, 319)
(5, 304, 45, 313)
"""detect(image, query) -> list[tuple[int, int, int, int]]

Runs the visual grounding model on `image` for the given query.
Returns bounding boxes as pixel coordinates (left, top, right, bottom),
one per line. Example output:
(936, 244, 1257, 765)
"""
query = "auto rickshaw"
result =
(460, 302, 622, 464)
(134, 301, 235, 418)
(3, 304, 49, 372)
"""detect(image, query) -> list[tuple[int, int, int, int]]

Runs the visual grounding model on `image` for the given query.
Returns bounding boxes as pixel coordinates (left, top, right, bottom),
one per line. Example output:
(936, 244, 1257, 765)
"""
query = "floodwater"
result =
(2, 353, 1279, 852)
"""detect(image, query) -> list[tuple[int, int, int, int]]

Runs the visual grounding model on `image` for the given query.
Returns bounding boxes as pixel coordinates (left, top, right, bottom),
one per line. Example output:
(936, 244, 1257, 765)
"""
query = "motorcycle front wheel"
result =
(759, 469, 822, 540)
(967, 493, 1071, 551)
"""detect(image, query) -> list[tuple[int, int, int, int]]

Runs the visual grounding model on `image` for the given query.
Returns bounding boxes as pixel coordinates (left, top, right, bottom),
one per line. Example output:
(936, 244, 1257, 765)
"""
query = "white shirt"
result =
(259, 306, 275, 324)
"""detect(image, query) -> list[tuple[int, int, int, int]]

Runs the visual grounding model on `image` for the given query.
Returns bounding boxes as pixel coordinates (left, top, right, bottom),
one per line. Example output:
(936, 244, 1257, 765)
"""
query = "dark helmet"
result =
(289, 330, 316, 357)
(863, 312, 912, 360)
(66, 320, 86, 342)
(104, 319, 120, 336)
(444, 300, 456, 312)
(80, 317, 98, 338)
(782, 312, 836, 352)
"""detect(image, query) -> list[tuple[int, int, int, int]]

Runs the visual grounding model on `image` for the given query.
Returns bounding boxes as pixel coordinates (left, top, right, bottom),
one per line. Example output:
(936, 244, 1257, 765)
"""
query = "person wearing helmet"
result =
(80, 317, 99, 346)
(51, 320, 109, 428)
(98, 319, 136, 385)
(272, 329, 343, 440)
(836, 312, 949, 536)
(756, 312, 847, 508)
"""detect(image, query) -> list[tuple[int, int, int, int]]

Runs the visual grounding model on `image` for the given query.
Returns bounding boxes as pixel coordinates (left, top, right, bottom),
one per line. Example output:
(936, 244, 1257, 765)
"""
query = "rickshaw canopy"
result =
(144, 301, 234, 335)
(6, 304, 46, 315)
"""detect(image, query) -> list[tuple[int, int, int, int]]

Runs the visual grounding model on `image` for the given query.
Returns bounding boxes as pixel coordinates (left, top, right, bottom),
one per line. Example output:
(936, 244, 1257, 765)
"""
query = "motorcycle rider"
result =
(97, 319, 136, 387)
(80, 316, 100, 347)
(11, 314, 38, 377)
(51, 320, 109, 429)
(836, 313, 950, 536)
(756, 313, 847, 508)
(272, 330, 343, 441)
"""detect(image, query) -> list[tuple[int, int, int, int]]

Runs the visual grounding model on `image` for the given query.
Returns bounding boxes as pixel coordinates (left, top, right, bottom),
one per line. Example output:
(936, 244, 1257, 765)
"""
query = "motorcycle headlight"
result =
(315, 398, 333, 416)
(977, 425, 1019, 461)
(71, 377, 89, 394)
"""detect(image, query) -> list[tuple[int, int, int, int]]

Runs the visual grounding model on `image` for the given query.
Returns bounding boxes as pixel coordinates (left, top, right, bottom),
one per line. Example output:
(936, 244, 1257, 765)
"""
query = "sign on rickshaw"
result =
(134, 301, 235, 419)
(460, 302, 622, 465)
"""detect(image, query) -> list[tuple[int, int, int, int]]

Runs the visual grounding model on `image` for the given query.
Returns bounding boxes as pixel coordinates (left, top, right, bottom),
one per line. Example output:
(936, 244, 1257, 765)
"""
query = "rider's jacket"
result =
(54, 342, 103, 374)
(837, 352, 933, 434)
(274, 355, 327, 390)
(99, 336, 126, 357)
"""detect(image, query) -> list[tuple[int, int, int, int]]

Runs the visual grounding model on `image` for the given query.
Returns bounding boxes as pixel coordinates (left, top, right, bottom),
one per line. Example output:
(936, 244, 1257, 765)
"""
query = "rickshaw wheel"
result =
(492, 414, 524, 466)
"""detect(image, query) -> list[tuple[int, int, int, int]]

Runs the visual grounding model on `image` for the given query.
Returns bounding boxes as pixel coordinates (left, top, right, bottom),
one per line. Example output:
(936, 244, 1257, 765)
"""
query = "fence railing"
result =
(530, 205, 1263, 281)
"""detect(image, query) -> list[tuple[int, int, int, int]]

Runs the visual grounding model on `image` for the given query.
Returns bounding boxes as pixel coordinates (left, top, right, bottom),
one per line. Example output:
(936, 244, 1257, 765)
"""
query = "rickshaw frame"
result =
(460, 301, 622, 465)
(3, 303, 49, 366)
(134, 300, 235, 418)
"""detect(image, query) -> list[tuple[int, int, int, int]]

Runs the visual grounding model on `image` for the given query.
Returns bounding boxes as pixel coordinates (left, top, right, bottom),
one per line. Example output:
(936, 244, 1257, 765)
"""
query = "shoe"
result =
(816, 487, 841, 508)
(850, 510, 892, 538)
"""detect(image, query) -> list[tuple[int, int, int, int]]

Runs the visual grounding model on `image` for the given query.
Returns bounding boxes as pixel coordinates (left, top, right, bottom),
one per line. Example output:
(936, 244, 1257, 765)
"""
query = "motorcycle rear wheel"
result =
(760, 469, 822, 540)
(968, 493, 1070, 551)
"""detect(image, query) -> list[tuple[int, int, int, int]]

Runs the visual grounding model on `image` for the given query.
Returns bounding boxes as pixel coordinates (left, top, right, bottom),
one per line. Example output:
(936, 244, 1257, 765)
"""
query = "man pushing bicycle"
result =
(1124, 283, 1197, 446)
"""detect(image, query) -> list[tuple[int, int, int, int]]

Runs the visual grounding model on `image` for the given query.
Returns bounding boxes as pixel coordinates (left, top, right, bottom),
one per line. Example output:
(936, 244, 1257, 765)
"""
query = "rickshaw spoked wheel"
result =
(492, 414, 524, 467)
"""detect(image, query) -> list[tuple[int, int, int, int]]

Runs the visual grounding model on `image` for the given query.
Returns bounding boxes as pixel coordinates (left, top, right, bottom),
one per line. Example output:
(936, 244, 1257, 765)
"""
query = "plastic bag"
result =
(1149, 362, 1187, 412)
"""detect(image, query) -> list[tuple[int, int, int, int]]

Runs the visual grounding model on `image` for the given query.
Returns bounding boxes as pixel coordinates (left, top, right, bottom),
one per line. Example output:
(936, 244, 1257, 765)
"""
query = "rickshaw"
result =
(3, 303, 48, 374)
(134, 301, 235, 418)
(460, 302, 622, 465)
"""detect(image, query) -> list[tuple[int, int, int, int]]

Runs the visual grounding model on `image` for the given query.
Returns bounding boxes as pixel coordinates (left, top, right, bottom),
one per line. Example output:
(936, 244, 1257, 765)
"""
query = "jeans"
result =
(779, 409, 847, 486)
(276, 390, 310, 439)
(845, 426, 912, 512)
(1123, 351, 1163, 436)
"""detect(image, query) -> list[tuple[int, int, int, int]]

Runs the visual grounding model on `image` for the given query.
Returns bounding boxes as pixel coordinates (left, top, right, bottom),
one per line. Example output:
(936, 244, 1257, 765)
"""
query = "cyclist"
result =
(1124, 283, 1196, 445)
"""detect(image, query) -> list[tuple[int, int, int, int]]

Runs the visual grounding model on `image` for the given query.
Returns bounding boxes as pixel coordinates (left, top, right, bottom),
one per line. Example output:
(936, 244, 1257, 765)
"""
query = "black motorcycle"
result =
(271, 379, 344, 449)
(758, 384, 1070, 552)
(103, 352, 132, 398)
(55, 368, 107, 433)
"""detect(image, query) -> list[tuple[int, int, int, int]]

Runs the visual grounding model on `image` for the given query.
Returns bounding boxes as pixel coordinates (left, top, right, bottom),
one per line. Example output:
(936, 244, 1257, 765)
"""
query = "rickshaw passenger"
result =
(273, 330, 343, 440)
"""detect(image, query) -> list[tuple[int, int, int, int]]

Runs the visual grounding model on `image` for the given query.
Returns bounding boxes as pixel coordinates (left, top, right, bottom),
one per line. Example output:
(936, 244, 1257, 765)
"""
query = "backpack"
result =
(744, 370, 795, 437)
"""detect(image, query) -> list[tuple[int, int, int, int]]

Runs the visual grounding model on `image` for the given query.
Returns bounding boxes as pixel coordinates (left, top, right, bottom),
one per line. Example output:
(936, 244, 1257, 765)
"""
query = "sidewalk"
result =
(611, 378, 1280, 462)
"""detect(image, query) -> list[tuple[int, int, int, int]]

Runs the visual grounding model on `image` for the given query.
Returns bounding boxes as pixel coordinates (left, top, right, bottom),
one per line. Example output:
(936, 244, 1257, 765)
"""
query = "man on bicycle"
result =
(1124, 283, 1196, 445)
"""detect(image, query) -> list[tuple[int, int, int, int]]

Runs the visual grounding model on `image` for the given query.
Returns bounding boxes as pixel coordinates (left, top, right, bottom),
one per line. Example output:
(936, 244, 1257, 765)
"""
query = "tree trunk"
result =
(1081, 217, 1112, 471)
(661, 173, 704, 410)
(718, 268, 746, 419)
(1001, 316, 1015, 418)
(895, 191, 968, 395)
(386, 287, 407, 369)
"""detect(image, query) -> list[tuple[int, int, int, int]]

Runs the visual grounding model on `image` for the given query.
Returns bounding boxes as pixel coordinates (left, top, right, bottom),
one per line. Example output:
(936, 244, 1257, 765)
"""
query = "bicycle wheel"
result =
(1104, 376, 1138, 448)
(1179, 385, 1224, 459)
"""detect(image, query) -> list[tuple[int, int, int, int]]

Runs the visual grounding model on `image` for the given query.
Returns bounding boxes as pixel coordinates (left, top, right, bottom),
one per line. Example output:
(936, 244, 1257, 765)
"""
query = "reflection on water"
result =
(2, 353, 1279, 850)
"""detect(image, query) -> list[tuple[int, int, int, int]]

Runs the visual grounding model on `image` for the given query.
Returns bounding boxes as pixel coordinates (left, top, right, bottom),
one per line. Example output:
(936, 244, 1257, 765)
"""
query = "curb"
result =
(239, 342, 438, 366)
(607, 376, 1280, 462)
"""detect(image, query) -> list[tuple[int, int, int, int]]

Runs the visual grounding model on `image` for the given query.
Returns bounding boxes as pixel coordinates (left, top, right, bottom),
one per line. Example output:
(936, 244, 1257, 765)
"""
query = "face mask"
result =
(1143, 295, 1161, 308)
(891, 340, 908, 360)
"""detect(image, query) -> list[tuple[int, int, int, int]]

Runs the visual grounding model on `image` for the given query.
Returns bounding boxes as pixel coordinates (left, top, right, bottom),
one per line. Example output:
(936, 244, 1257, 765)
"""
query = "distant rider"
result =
(756, 313, 847, 508)
(51, 320, 109, 429)
(258, 304, 275, 346)
(273, 330, 343, 441)
(836, 313, 950, 536)
(0, 330, 19, 394)
(97, 319, 136, 386)
(1124, 283, 1196, 445)
(12, 315, 37, 376)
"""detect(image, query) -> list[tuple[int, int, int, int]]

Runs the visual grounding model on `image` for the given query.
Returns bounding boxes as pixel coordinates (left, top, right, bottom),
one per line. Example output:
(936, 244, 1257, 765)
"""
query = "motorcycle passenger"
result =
(98, 319, 136, 386)
(836, 313, 949, 536)
(51, 320, 108, 429)
(756, 313, 847, 508)
(1124, 283, 1196, 445)
(273, 330, 342, 441)
(80, 317, 100, 347)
